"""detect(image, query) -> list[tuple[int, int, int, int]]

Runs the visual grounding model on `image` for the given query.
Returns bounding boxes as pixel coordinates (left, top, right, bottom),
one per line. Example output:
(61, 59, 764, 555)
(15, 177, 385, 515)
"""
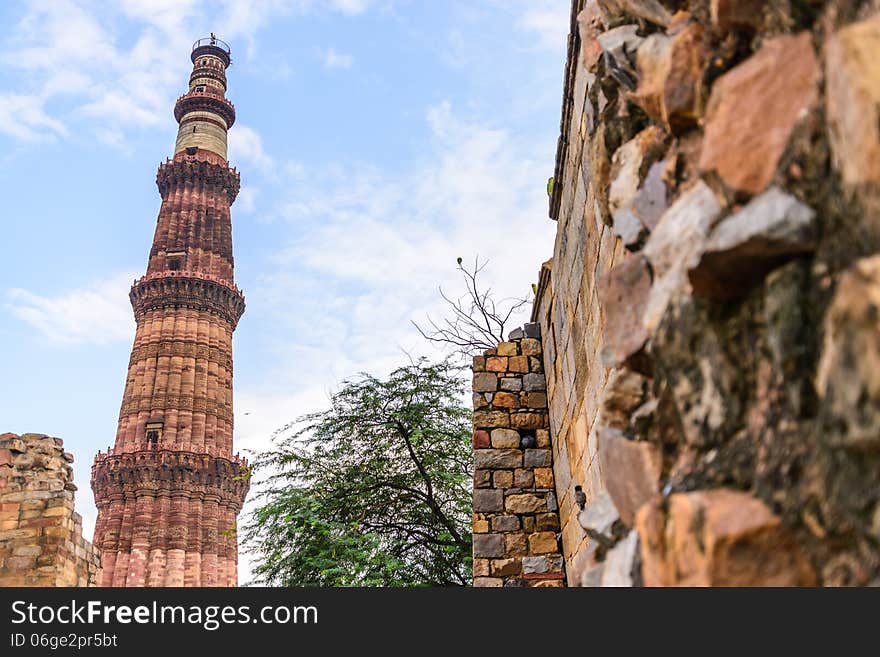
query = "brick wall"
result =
(0, 433, 99, 587)
(471, 324, 566, 587)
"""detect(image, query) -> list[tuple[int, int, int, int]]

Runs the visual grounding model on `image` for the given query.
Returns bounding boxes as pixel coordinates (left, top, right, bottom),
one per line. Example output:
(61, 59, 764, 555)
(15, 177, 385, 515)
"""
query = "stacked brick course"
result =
(0, 433, 99, 587)
(472, 324, 566, 587)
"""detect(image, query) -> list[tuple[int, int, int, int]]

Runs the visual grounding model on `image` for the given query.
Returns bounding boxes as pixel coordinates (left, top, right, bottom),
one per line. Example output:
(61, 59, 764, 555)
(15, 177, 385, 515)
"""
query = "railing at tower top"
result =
(192, 35, 231, 55)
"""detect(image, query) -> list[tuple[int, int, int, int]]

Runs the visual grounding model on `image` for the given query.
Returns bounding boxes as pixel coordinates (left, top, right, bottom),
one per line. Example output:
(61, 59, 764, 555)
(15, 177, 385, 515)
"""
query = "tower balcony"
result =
(132, 269, 244, 299)
(191, 35, 231, 68)
(129, 270, 246, 329)
(174, 91, 236, 128)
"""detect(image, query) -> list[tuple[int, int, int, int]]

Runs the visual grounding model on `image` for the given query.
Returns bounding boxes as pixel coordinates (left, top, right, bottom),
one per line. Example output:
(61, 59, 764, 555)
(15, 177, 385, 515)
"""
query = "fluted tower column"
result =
(91, 36, 249, 587)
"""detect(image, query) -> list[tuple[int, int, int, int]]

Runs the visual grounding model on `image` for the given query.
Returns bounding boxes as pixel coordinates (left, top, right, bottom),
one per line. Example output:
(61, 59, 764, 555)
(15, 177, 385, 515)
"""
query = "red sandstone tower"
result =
(91, 36, 249, 587)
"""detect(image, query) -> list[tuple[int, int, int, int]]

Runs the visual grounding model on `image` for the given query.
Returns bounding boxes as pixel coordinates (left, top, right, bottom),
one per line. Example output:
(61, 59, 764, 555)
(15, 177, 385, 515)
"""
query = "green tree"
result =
(244, 359, 473, 586)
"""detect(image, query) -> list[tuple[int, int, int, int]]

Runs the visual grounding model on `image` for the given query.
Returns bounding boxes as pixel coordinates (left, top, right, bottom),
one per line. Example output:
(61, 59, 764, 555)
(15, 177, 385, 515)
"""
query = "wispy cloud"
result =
(6, 272, 137, 345)
(0, 92, 68, 141)
(322, 47, 354, 69)
(229, 124, 274, 175)
(251, 100, 554, 390)
(236, 186, 258, 214)
(0, 0, 379, 146)
(330, 0, 373, 16)
(516, 2, 570, 52)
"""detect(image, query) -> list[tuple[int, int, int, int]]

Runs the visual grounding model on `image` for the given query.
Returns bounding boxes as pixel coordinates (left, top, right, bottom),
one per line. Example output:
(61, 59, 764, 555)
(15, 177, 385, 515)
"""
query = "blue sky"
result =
(0, 0, 567, 582)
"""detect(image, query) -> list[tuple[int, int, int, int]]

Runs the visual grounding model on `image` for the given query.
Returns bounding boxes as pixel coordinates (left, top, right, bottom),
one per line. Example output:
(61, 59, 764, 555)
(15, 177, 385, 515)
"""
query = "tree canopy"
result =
(244, 359, 473, 586)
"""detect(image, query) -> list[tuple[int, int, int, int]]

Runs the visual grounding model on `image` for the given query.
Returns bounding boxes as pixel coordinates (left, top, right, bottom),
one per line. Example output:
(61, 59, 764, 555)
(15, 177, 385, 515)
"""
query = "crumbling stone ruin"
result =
(474, 0, 880, 586)
(0, 433, 99, 586)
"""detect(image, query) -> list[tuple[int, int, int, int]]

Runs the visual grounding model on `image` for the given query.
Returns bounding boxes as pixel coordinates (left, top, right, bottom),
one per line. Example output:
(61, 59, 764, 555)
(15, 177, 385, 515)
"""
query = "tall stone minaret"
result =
(91, 35, 249, 587)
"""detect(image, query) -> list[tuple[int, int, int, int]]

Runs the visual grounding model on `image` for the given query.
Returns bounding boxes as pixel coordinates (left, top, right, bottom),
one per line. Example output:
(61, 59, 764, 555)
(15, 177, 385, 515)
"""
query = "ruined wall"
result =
(0, 433, 99, 587)
(471, 325, 567, 587)
(530, 0, 880, 586)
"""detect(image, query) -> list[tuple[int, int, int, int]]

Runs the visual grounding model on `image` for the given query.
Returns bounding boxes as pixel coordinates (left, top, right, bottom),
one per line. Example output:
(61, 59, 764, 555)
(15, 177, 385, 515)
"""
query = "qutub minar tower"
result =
(91, 36, 250, 587)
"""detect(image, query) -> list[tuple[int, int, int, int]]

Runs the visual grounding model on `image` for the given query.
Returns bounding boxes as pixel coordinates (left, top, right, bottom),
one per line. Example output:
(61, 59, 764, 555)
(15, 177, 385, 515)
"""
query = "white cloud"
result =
(322, 48, 354, 69)
(236, 186, 258, 213)
(0, 93, 68, 141)
(516, 3, 570, 52)
(0, 0, 379, 146)
(250, 100, 554, 397)
(0, 0, 191, 138)
(6, 272, 137, 345)
(228, 124, 274, 176)
(330, 0, 372, 16)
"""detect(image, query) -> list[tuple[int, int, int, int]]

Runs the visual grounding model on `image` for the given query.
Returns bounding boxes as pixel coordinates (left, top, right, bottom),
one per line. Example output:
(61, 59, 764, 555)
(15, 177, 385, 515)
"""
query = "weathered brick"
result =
(490, 429, 520, 449)
(535, 513, 560, 532)
(524, 449, 552, 468)
(486, 357, 508, 372)
(500, 377, 522, 392)
(504, 533, 528, 557)
(514, 468, 534, 488)
(523, 373, 546, 391)
(473, 534, 504, 558)
(473, 489, 504, 513)
(473, 372, 498, 393)
(492, 515, 520, 532)
(528, 531, 558, 555)
(520, 338, 542, 356)
(510, 413, 546, 430)
(493, 392, 520, 408)
(505, 494, 547, 514)
(490, 558, 522, 577)
(493, 470, 513, 489)
(474, 449, 522, 470)
(497, 342, 518, 356)
(473, 410, 510, 429)
(534, 468, 554, 489)
(522, 556, 549, 574)
(472, 430, 490, 449)
(508, 356, 529, 373)
(473, 577, 503, 587)
(527, 392, 548, 408)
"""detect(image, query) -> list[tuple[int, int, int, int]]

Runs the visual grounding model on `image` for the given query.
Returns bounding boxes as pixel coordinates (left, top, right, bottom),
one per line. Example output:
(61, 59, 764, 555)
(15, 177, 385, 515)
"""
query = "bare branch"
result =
(412, 256, 532, 361)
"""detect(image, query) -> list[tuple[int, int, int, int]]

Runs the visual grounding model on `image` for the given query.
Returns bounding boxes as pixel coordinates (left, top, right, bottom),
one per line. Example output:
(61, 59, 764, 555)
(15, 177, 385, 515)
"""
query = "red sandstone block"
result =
(492, 392, 520, 408)
(508, 356, 529, 373)
(486, 357, 508, 372)
(473, 430, 490, 449)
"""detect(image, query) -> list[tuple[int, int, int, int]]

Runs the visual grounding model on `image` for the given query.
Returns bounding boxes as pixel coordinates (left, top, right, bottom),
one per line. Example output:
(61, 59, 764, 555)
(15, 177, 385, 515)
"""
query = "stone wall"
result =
(472, 324, 566, 587)
(528, 0, 880, 586)
(0, 433, 99, 587)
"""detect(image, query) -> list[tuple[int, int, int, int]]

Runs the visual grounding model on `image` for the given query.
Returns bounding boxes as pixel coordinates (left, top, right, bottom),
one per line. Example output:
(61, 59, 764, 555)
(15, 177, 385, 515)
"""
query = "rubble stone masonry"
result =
(472, 325, 567, 587)
(472, 1, 880, 586)
(0, 433, 99, 587)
